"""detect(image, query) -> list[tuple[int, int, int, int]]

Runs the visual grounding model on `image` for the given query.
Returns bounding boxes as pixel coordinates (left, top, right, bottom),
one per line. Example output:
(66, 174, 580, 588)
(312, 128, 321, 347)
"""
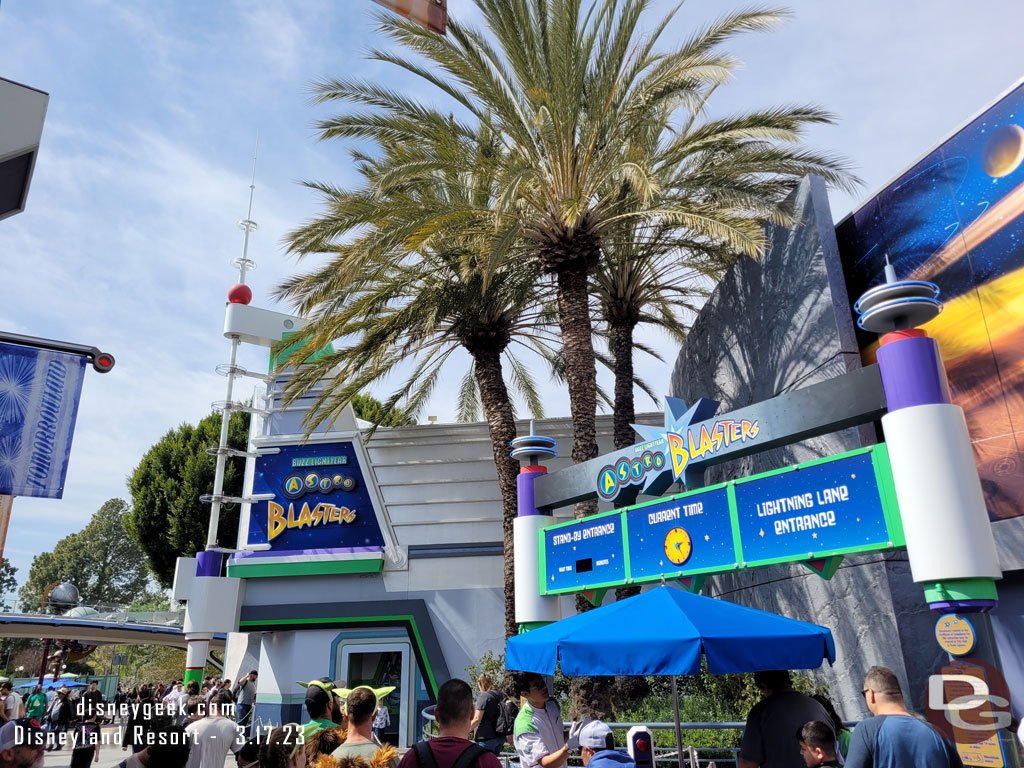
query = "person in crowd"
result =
(234, 737, 260, 768)
(123, 687, 159, 755)
(182, 697, 204, 726)
(0, 684, 24, 724)
(331, 688, 398, 767)
(811, 693, 850, 760)
(796, 722, 841, 767)
(80, 681, 104, 722)
(738, 670, 835, 768)
(301, 679, 345, 738)
(512, 673, 579, 768)
(162, 683, 185, 709)
(183, 690, 242, 768)
(844, 666, 963, 768)
(219, 680, 234, 703)
(69, 709, 101, 768)
(578, 721, 634, 768)
(24, 689, 45, 722)
(184, 682, 199, 697)
(117, 721, 191, 768)
(372, 699, 390, 743)
(231, 671, 257, 739)
(258, 724, 305, 768)
(45, 688, 73, 751)
(398, 679, 499, 768)
(469, 674, 504, 755)
(0, 717, 45, 768)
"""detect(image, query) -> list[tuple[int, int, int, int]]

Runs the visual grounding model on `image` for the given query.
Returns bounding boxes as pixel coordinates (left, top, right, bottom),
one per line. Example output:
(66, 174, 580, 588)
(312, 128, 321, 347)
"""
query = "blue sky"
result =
(2, 0, 1024, 590)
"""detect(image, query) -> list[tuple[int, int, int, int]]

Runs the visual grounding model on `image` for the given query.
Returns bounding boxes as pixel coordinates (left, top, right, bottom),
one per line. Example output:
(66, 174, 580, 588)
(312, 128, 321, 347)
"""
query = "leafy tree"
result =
(351, 393, 416, 427)
(0, 557, 17, 597)
(301, 0, 857, 715)
(309, 0, 856, 534)
(280, 125, 557, 640)
(18, 499, 151, 611)
(128, 411, 249, 587)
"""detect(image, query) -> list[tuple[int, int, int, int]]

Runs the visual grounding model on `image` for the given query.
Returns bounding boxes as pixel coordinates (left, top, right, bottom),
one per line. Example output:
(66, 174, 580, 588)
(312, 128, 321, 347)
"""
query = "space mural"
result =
(836, 79, 1024, 521)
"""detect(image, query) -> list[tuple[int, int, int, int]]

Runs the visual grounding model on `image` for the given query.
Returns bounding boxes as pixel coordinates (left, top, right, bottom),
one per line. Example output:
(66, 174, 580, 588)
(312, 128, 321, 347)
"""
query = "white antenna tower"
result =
(202, 134, 275, 550)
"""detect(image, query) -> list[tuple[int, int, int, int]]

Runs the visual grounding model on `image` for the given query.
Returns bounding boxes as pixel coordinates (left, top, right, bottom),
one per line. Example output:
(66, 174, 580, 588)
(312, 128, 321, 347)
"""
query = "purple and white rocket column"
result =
(856, 270, 1001, 611)
(510, 428, 560, 630)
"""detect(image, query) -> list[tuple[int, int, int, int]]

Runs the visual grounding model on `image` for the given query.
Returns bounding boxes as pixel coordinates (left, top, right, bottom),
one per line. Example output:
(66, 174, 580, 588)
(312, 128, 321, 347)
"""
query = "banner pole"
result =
(0, 495, 13, 567)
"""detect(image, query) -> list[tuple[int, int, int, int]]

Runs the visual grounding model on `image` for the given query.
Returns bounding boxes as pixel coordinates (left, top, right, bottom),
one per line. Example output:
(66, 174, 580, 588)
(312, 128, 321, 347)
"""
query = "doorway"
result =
(340, 642, 410, 745)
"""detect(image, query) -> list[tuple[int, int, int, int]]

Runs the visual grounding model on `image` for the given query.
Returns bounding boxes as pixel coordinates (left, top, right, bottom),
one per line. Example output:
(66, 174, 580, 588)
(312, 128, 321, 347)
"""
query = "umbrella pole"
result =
(671, 675, 684, 768)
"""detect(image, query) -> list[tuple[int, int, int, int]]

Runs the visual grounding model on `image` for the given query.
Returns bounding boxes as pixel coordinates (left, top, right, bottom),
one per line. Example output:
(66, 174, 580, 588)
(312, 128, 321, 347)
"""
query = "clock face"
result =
(663, 527, 693, 566)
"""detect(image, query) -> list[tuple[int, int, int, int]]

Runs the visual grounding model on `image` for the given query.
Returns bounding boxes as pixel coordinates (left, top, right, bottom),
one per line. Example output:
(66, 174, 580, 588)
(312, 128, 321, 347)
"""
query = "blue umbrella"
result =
(506, 586, 836, 768)
(15, 679, 87, 689)
(506, 585, 835, 675)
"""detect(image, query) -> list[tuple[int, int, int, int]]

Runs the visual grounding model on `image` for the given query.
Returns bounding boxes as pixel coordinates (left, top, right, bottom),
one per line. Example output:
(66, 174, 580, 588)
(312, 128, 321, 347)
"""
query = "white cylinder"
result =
(514, 515, 561, 624)
(881, 403, 1002, 583)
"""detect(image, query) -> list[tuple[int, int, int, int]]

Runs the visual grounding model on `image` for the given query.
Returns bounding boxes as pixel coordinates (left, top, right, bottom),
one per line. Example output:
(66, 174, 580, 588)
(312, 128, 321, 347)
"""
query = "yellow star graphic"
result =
(759, 528, 765, 537)
(812, 532, 818, 539)
(704, 534, 710, 542)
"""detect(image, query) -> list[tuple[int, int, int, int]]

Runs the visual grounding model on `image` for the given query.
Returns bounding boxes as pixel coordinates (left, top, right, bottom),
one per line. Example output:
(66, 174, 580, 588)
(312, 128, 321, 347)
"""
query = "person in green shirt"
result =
(298, 678, 346, 738)
(26, 686, 47, 719)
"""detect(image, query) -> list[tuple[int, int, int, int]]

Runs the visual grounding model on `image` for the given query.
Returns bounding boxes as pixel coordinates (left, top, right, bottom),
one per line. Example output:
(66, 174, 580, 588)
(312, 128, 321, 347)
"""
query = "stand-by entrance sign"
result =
(540, 445, 904, 595)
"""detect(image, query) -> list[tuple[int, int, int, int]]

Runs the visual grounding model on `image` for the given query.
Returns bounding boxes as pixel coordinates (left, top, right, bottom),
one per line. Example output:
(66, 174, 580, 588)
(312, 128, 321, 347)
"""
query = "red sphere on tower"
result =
(228, 283, 252, 305)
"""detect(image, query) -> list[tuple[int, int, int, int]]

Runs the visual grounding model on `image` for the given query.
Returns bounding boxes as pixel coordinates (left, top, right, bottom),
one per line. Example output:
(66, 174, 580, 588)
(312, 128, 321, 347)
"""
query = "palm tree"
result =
(310, 1, 856, 522)
(279, 131, 561, 641)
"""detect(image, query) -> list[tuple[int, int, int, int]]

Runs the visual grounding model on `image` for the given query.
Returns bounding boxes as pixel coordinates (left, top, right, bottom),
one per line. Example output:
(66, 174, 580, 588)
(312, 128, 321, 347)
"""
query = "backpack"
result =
(494, 695, 519, 737)
(414, 741, 487, 768)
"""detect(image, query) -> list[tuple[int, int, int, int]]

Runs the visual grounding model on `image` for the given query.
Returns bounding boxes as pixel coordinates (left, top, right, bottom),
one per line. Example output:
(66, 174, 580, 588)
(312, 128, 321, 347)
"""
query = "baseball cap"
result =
(0, 718, 45, 751)
(299, 677, 345, 707)
(579, 720, 612, 750)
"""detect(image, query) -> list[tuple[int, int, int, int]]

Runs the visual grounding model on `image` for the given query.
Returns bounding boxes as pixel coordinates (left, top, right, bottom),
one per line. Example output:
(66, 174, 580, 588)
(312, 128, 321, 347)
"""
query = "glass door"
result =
(340, 642, 410, 746)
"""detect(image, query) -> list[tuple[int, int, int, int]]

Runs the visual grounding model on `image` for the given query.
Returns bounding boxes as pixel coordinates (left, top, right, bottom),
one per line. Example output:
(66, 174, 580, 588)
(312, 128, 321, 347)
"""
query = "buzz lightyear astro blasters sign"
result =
(246, 441, 386, 552)
(595, 396, 760, 503)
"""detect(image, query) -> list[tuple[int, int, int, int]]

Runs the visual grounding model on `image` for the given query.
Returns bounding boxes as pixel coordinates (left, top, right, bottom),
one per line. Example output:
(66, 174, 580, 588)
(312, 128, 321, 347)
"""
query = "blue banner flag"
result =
(0, 342, 86, 498)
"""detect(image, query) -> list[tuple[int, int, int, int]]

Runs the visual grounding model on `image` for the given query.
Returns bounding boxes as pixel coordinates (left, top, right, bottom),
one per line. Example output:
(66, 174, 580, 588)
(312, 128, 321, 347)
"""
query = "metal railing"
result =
(421, 705, 862, 768)
(0, 595, 184, 628)
(421, 706, 746, 767)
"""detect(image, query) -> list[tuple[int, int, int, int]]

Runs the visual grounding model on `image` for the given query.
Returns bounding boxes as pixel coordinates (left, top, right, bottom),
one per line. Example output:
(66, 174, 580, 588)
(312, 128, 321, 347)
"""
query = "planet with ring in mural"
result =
(981, 124, 1024, 178)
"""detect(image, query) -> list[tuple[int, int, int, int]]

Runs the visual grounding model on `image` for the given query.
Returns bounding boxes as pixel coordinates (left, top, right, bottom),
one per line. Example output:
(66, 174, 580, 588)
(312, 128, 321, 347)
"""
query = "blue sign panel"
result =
(247, 441, 386, 553)
(543, 513, 625, 592)
(626, 487, 735, 581)
(733, 451, 891, 564)
(0, 343, 87, 498)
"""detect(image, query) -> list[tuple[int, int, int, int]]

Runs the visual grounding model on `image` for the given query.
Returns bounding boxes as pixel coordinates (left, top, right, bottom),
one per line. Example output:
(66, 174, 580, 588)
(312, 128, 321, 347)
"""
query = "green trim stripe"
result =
(238, 614, 437, 695)
(871, 443, 905, 547)
(226, 558, 383, 578)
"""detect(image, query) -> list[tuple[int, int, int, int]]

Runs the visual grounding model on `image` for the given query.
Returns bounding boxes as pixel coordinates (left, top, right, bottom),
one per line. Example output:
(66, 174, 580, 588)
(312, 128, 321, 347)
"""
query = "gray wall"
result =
(669, 176, 937, 717)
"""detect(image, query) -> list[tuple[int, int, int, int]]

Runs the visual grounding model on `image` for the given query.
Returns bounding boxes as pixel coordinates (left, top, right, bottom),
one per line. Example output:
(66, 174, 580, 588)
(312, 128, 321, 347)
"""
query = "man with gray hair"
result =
(844, 666, 963, 768)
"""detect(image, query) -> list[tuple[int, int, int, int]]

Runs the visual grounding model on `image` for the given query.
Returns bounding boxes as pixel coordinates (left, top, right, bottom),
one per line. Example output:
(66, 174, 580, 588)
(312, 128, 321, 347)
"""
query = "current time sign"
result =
(540, 445, 904, 595)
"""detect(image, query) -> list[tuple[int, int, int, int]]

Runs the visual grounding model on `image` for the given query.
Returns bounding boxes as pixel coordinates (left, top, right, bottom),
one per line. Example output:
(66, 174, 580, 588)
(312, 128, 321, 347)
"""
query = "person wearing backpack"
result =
(469, 674, 507, 755)
(399, 680, 502, 768)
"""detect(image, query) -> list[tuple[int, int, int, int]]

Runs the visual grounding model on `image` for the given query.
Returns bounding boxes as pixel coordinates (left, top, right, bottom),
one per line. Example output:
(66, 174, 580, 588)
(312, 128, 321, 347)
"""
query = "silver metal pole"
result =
(206, 338, 239, 549)
(671, 675, 684, 768)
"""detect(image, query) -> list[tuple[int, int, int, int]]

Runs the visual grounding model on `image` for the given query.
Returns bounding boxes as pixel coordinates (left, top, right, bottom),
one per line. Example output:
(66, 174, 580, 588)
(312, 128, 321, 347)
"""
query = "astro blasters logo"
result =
(667, 419, 759, 480)
(597, 448, 667, 499)
(267, 468, 360, 541)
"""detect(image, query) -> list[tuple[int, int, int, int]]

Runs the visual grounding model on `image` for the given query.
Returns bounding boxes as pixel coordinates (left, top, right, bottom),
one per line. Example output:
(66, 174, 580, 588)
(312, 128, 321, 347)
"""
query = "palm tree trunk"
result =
(555, 267, 599, 520)
(609, 317, 648, 709)
(554, 267, 612, 717)
(610, 318, 638, 451)
(471, 347, 521, 641)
